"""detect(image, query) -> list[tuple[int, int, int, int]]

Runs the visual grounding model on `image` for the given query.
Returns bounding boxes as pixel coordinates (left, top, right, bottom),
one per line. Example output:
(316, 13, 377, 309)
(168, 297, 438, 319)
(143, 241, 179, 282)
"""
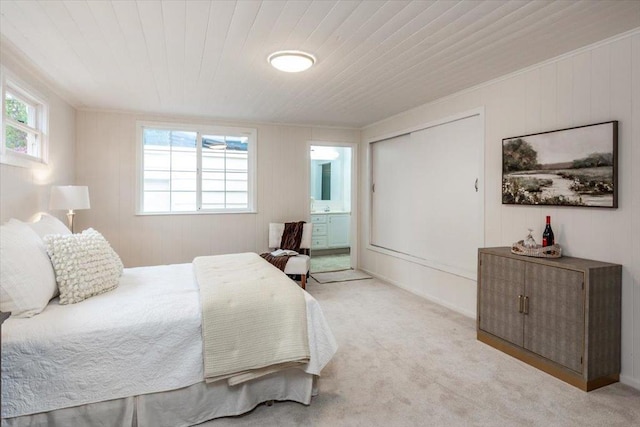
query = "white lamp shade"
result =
(49, 186, 91, 210)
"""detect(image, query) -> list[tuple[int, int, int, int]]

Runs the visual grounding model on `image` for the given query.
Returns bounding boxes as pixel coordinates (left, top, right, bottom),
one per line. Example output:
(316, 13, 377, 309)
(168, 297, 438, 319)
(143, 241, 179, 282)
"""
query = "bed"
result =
(0, 216, 337, 427)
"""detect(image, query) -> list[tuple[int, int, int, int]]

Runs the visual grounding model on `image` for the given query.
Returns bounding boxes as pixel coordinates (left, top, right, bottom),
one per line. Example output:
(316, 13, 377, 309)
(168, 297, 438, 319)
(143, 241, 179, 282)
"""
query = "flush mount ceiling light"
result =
(268, 50, 316, 73)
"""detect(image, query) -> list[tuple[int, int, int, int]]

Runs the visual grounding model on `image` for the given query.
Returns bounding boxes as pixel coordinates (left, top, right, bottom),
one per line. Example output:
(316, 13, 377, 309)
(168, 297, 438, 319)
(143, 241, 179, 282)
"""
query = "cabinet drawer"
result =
(311, 237, 327, 249)
(312, 223, 327, 236)
(311, 215, 326, 224)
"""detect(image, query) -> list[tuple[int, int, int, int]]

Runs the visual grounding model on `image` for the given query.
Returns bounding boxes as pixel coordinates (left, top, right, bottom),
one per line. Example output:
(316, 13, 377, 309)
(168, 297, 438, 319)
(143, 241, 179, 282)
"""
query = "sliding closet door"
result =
(370, 113, 483, 278)
(370, 133, 411, 252)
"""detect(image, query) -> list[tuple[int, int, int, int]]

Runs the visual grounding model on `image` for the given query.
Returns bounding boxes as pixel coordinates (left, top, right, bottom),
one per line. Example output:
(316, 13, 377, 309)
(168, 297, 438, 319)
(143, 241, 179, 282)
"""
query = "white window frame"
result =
(0, 67, 49, 167)
(136, 121, 258, 215)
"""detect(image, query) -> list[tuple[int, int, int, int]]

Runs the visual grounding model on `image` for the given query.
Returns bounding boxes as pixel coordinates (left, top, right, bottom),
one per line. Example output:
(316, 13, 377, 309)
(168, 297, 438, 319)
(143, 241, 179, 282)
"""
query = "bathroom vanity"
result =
(310, 213, 350, 250)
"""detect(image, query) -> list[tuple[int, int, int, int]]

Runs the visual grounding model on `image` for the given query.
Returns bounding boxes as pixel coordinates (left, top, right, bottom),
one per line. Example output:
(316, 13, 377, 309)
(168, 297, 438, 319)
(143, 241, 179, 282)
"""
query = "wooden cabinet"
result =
(311, 214, 350, 249)
(477, 247, 621, 391)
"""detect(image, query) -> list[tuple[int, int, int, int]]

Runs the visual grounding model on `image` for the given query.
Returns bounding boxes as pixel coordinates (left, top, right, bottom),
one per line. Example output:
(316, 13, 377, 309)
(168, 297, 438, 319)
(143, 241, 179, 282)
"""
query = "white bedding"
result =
(1, 262, 337, 419)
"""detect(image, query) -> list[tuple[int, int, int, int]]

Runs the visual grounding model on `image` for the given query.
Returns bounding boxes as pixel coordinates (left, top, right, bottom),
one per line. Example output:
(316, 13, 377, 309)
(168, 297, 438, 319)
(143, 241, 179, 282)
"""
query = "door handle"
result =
(474, 178, 478, 192)
(523, 296, 529, 315)
(518, 295, 523, 313)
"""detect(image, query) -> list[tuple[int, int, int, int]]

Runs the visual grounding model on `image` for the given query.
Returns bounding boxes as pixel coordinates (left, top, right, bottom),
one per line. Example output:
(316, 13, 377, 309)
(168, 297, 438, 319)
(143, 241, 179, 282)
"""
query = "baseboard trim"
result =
(361, 268, 475, 319)
(620, 374, 640, 391)
(311, 248, 350, 256)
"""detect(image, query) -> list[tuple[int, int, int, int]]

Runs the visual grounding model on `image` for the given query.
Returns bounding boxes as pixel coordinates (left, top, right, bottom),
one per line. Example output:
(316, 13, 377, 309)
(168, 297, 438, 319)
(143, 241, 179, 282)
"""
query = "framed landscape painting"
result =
(502, 121, 618, 208)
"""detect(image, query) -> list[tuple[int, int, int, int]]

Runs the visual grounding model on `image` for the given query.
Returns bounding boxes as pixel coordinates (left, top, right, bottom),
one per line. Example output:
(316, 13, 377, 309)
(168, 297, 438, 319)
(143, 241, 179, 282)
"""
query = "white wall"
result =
(75, 109, 359, 268)
(0, 43, 76, 223)
(360, 30, 640, 389)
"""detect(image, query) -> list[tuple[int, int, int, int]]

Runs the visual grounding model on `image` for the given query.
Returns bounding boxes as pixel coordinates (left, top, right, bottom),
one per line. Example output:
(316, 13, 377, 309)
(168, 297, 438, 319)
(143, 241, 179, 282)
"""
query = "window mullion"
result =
(169, 131, 173, 212)
(223, 138, 227, 209)
(197, 132, 202, 211)
(4, 117, 39, 135)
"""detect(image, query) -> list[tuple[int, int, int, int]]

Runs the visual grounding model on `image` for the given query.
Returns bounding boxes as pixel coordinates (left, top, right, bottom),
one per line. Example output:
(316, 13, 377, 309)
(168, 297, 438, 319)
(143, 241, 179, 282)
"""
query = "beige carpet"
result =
(311, 269, 371, 283)
(202, 277, 640, 427)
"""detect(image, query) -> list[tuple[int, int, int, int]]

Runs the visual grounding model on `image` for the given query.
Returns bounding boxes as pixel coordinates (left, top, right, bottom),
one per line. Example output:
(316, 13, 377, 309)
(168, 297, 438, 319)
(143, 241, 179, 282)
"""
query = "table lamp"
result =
(49, 185, 90, 232)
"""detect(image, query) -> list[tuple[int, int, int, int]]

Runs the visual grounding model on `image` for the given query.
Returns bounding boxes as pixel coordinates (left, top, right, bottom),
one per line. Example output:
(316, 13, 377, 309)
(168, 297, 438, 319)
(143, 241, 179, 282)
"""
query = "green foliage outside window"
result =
(5, 96, 29, 153)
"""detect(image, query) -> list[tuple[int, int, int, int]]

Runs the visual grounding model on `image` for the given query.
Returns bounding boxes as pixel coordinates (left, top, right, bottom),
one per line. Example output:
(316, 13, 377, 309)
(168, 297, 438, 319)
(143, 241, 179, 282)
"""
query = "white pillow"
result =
(45, 228, 123, 305)
(0, 219, 58, 317)
(28, 213, 71, 239)
(27, 214, 70, 298)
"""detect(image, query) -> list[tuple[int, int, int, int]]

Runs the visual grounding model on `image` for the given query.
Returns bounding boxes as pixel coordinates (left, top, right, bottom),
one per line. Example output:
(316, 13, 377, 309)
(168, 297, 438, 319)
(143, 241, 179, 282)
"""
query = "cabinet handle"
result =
(518, 295, 523, 313)
(523, 296, 529, 315)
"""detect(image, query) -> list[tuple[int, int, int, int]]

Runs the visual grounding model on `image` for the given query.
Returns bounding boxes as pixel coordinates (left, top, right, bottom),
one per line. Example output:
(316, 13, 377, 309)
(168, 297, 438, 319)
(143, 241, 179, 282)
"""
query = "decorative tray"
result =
(511, 241, 562, 258)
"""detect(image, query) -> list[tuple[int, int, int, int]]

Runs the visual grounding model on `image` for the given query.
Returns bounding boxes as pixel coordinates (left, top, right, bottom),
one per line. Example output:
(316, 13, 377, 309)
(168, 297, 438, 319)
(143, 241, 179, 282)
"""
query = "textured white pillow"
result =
(28, 213, 71, 239)
(0, 219, 58, 317)
(45, 228, 124, 305)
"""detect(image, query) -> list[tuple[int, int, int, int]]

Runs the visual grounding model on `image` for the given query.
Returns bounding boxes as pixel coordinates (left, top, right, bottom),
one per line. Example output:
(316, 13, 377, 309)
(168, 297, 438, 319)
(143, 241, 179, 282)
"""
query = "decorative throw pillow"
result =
(45, 228, 124, 305)
(0, 219, 58, 317)
(28, 213, 71, 239)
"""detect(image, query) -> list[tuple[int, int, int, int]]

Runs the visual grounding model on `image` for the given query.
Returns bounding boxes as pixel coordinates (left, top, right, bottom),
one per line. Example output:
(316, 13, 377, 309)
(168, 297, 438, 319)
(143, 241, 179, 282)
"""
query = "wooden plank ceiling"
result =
(1, 0, 639, 127)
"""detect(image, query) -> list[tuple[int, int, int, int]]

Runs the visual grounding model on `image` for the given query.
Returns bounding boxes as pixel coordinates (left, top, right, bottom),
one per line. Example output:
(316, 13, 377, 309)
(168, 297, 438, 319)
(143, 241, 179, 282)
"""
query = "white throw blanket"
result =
(193, 253, 310, 385)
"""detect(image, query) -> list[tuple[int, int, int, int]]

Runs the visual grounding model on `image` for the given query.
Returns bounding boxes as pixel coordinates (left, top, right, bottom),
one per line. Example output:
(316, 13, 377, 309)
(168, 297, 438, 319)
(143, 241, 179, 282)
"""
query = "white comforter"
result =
(1, 263, 337, 418)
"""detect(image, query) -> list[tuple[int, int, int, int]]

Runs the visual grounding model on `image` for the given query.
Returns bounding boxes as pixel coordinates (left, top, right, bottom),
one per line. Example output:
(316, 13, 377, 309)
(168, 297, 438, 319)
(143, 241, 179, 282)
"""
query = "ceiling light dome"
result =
(268, 50, 316, 73)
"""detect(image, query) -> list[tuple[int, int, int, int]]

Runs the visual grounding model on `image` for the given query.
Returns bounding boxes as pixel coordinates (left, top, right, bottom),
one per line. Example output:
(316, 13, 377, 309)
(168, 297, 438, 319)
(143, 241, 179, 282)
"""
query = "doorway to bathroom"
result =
(309, 144, 353, 273)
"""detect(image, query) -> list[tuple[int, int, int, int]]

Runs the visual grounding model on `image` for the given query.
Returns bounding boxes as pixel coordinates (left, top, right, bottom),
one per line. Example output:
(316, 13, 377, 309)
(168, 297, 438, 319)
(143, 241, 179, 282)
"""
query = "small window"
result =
(1, 70, 48, 165)
(138, 122, 257, 214)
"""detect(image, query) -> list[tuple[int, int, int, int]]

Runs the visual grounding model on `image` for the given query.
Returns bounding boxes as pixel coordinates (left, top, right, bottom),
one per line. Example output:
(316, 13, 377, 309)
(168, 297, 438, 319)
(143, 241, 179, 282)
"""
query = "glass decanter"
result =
(524, 229, 537, 248)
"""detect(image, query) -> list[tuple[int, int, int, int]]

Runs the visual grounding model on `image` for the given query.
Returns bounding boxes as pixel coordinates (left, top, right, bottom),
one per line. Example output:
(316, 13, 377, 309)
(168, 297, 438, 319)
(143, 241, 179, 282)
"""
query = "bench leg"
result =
(301, 273, 306, 290)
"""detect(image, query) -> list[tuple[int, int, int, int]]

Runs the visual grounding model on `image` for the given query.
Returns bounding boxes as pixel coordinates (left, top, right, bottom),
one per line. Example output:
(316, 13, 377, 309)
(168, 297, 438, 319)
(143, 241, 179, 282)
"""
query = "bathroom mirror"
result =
(311, 160, 335, 201)
(320, 162, 331, 200)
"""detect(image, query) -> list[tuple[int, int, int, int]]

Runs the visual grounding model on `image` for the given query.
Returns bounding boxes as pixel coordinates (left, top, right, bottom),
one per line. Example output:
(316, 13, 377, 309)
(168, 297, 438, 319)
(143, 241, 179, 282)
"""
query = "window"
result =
(1, 69, 48, 165)
(137, 122, 257, 214)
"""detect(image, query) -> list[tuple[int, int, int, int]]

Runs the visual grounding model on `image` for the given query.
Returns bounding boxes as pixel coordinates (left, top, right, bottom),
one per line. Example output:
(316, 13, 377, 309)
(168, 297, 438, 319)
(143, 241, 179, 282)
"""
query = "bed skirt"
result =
(2, 369, 316, 427)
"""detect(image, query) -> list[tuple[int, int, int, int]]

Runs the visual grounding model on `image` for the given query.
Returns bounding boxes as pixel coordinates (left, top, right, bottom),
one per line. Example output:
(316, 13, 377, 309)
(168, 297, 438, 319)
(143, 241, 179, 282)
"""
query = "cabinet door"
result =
(524, 264, 584, 373)
(327, 214, 350, 248)
(478, 254, 525, 347)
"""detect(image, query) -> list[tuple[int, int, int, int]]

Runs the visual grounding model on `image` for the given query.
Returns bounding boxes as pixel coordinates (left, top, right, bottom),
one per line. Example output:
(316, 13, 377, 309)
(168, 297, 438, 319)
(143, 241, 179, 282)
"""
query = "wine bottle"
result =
(542, 216, 554, 247)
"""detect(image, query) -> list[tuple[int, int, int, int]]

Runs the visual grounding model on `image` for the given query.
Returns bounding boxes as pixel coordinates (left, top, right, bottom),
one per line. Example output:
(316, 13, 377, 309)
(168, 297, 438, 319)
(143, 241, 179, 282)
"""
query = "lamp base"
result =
(66, 210, 76, 233)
